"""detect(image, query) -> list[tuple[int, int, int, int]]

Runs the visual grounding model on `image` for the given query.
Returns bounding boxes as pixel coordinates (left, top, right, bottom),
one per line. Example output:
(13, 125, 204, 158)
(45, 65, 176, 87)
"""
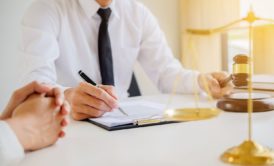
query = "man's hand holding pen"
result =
(65, 81, 119, 121)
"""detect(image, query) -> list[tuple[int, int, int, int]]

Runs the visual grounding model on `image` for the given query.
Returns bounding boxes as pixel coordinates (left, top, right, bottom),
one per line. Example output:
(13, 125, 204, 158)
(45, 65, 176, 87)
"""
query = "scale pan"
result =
(164, 108, 221, 121)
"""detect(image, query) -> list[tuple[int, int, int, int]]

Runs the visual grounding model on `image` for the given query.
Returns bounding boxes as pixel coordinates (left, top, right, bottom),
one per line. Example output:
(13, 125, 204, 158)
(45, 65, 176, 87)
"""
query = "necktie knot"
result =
(97, 8, 112, 22)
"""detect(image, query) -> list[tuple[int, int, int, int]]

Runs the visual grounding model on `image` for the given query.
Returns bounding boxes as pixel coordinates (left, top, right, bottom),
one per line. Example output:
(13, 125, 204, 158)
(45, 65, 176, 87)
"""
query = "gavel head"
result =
(232, 54, 249, 87)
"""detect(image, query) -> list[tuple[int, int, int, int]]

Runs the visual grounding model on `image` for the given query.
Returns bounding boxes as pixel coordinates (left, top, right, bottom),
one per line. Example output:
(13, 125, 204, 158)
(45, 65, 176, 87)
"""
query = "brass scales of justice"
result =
(163, 4, 274, 166)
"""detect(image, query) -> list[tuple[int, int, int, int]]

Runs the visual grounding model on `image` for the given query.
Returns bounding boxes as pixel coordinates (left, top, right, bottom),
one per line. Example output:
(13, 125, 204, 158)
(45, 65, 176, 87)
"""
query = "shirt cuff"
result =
(176, 70, 203, 94)
(192, 71, 203, 94)
(0, 121, 25, 166)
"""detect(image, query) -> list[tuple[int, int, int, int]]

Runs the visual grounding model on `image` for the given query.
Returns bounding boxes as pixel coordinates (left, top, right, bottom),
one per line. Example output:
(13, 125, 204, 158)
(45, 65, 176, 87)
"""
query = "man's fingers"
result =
(1, 82, 52, 119)
(53, 88, 64, 106)
(59, 131, 66, 138)
(221, 87, 231, 97)
(211, 72, 229, 81)
(79, 82, 118, 109)
(46, 88, 64, 106)
(78, 104, 105, 118)
(29, 81, 52, 94)
(210, 79, 221, 93)
(98, 85, 118, 99)
(199, 72, 233, 99)
(71, 112, 91, 121)
(78, 93, 112, 112)
(67, 82, 119, 121)
(211, 72, 233, 97)
(13, 81, 51, 103)
(221, 82, 233, 96)
(55, 101, 70, 122)
(71, 110, 102, 121)
(207, 76, 222, 98)
(91, 88, 118, 109)
(60, 101, 70, 115)
(55, 112, 68, 126)
(60, 119, 68, 127)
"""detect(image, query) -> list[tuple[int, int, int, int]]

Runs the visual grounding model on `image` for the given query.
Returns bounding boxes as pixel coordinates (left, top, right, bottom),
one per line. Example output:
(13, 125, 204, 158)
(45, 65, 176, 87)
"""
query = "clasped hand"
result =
(1, 81, 69, 151)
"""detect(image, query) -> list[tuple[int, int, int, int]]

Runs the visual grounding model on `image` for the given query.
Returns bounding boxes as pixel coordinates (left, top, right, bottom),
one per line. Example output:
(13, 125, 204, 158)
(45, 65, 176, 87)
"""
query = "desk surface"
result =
(20, 94, 274, 166)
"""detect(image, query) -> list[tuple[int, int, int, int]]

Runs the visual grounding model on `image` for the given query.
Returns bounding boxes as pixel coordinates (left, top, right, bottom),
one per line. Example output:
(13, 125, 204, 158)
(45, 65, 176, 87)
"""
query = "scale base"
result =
(164, 108, 220, 121)
(221, 140, 274, 165)
(217, 92, 274, 113)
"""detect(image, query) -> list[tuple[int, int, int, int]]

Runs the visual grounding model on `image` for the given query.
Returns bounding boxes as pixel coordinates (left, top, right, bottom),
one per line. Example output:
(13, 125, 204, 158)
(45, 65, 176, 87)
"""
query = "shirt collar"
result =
(79, 0, 120, 19)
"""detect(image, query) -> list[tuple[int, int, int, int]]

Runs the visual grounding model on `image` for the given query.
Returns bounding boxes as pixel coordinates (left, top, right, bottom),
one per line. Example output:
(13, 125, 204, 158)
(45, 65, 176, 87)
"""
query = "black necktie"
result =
(97, 8, 114, 85)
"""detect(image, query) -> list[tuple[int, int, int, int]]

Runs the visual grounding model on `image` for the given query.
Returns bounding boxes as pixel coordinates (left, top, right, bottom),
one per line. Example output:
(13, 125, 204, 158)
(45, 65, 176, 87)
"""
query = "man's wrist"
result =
(6, 118, 32, 151)
(0, 120, 25, 164)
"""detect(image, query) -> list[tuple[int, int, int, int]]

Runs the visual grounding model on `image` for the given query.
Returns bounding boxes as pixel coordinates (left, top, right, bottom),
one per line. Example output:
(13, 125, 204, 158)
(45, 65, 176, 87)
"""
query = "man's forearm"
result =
(6, 118, 30, 151)
(0, 121, 25, 166)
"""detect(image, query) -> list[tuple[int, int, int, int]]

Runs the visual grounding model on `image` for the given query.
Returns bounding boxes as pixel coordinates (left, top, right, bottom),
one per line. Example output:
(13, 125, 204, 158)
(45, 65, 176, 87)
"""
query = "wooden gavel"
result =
(220, 54, 249, 87)
(217, 54, 274, 113)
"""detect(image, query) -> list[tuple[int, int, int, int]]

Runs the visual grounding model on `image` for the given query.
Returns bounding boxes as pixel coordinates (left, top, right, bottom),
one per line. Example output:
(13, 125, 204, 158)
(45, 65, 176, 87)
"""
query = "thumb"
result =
(208, 77, 222, 97)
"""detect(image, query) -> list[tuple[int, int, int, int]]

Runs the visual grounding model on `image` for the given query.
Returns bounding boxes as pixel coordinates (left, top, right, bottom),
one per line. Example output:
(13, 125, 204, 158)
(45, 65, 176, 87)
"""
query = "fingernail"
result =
(61, 120, 67, 126)
(59, 131, 66, 138)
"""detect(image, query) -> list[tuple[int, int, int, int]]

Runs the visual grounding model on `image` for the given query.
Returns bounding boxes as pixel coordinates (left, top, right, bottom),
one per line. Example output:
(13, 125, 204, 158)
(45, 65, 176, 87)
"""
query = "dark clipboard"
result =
(86, 119, 179, 131)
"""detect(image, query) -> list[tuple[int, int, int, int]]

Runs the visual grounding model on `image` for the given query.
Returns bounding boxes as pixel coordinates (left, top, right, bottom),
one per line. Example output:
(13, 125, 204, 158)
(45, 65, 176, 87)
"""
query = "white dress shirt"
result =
(20, 0, 200, 98)
(0, 121, 24, 166)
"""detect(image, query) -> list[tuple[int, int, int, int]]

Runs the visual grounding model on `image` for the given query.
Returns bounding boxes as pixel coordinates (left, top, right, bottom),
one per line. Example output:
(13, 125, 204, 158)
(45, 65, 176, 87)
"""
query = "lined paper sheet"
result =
(90, 101, 165, 127)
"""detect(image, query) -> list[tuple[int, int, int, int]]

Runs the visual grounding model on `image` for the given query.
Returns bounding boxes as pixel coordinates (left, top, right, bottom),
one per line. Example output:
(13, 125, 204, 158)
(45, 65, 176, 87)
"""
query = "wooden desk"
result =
(20, 94, 274, 166)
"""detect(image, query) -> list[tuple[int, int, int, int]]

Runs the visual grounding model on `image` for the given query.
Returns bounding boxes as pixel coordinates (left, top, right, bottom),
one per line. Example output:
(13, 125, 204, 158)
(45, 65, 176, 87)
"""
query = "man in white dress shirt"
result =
(0, 82, 69, 166)
(20, 0, 232, 120)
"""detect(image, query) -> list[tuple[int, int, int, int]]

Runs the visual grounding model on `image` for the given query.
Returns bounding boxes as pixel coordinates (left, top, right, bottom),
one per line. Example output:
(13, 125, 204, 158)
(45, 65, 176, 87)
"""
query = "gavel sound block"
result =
(217, 54, 274, 113)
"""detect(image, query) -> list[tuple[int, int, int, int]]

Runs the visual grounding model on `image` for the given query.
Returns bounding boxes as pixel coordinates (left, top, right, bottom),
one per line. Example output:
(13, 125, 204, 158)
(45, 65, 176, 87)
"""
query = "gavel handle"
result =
(219, 75, 233, 88)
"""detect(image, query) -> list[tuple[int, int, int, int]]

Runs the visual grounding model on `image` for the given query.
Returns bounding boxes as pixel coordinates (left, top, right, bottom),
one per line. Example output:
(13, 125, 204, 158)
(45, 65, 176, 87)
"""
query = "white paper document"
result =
(90, 101, 166, 127)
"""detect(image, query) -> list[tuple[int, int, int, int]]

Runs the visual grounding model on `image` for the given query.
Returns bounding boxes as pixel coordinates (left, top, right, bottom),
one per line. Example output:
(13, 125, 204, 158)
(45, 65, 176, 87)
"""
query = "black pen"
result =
(79, 70, 97, 86)
(78, 70, 128, 116)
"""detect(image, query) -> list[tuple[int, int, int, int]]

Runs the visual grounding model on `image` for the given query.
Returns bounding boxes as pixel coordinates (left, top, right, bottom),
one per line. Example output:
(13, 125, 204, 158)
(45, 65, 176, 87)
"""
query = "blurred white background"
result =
(0, 0, 181, 111)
